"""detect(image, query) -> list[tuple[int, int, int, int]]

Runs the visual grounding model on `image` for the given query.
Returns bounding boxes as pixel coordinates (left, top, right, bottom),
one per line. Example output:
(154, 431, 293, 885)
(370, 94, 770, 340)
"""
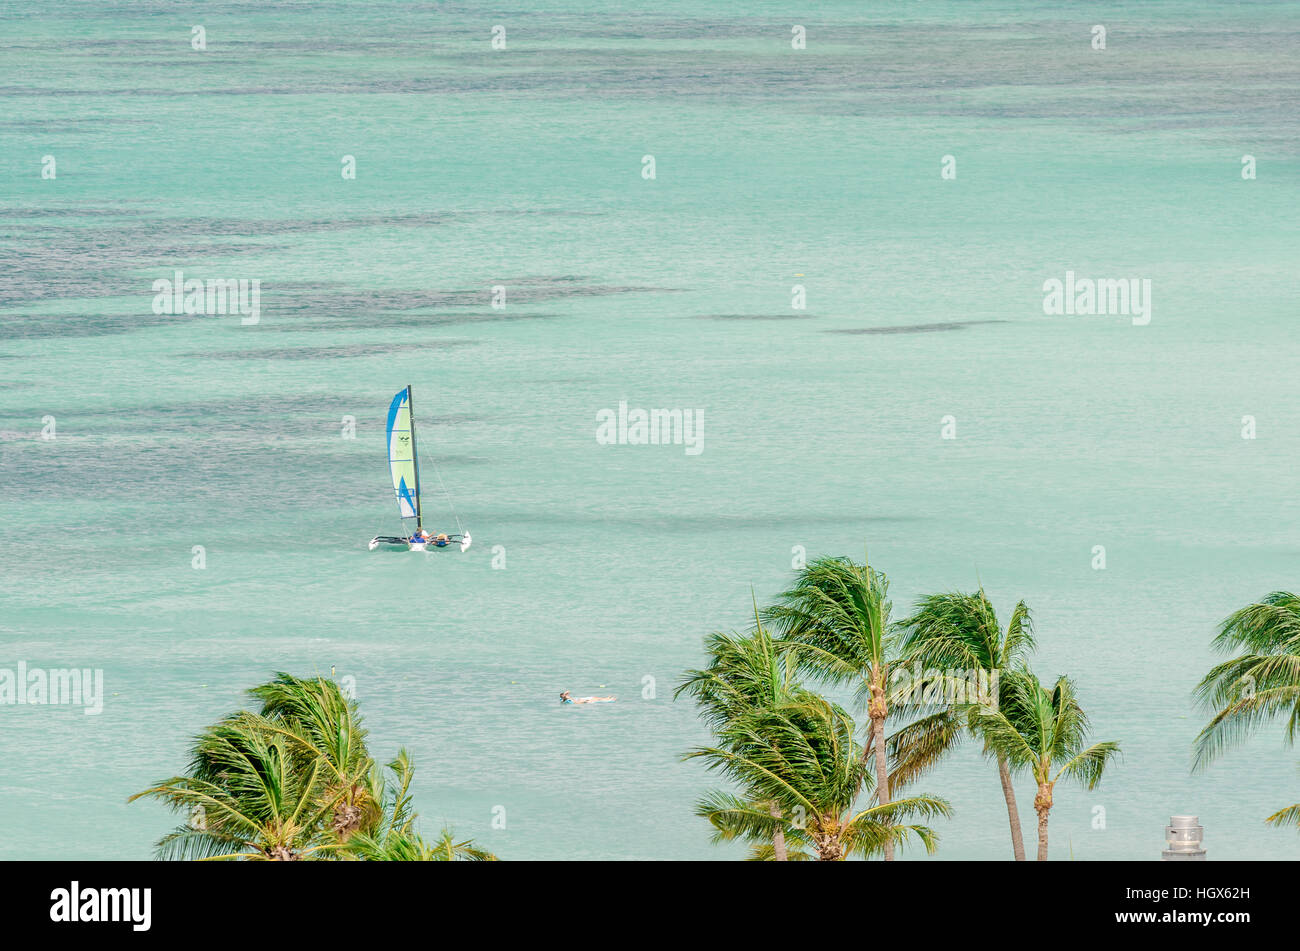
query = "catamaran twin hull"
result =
(371, 385, 471, 554)
(368, 533, 472, 553)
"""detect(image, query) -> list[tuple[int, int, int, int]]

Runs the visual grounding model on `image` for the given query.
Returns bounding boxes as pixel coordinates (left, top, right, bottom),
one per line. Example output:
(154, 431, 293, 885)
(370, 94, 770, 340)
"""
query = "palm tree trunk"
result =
(861, 719, 876, 790)
(814, 827, 845, 861)
(996, 755, 1026, 861)
(1033, 782, 1053, 861)
(872, 712, 893, 861)
(769, 801, 787, 861)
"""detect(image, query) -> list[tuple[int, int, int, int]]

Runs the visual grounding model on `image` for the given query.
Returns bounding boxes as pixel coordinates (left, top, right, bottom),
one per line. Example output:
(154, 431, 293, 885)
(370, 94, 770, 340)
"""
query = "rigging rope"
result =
(426, 452, 464, 535)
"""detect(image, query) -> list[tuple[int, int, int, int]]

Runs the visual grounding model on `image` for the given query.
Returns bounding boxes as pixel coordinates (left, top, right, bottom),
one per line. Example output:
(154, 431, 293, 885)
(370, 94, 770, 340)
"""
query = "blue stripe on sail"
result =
(386, 388, 406, 441)
(396, 476, 416, 518)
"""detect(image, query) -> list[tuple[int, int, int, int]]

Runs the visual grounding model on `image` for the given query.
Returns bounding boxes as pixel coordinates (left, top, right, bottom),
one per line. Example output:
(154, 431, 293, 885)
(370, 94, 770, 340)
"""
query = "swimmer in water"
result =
(560, 691, 615, 704)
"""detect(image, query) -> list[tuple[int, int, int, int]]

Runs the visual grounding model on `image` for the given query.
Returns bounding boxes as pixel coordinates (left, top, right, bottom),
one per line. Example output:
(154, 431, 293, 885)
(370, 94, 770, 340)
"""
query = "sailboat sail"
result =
(386, 386, 421, 524)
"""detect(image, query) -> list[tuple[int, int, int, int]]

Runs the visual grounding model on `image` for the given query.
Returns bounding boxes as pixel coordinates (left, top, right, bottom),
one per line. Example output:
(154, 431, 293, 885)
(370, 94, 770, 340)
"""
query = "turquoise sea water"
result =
(1, 1, 1298, 859)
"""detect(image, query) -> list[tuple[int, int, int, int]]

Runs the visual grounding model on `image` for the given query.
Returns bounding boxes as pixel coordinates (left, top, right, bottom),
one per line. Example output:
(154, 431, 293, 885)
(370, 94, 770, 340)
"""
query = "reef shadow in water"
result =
(183, 340, 477, 361)
(696, 313, 819, 321)
(827, 320, 1007, 335)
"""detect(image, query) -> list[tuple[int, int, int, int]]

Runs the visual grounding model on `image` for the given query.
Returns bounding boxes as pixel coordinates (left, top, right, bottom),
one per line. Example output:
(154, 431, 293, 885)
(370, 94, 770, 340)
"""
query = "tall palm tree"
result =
(893, 590, 1035, 859)
(129, 711, 339, 860)
(687, 690, 950, 860)
(1194, 591, 1300, 828)
(762, 555, 901, 858)
(978, 671, 1120, 860)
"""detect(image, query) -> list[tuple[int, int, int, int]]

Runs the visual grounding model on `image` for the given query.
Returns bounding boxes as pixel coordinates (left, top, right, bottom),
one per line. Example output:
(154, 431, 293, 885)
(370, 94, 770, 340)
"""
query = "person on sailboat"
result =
(409, 529, 453, 547)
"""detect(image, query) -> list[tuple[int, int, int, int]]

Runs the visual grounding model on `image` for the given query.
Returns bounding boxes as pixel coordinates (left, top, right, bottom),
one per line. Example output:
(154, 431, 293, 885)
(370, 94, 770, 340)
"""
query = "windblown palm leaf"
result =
(332, 750, 498, 862)
(763, 557, 893, 689)
(746, 840, 817, 861)
(900, 591, 1033, 673)
(425, 828, 499, 861)
(677, 621, 801, 726)
(344, 826, 497, 861)
(885, 709, 968, 794)
(1265, 801, 1300, 830)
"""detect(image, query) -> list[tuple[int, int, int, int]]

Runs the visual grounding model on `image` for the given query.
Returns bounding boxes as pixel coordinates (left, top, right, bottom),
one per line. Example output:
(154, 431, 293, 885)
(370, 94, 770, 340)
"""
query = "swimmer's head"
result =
(560, 691, 570, 701)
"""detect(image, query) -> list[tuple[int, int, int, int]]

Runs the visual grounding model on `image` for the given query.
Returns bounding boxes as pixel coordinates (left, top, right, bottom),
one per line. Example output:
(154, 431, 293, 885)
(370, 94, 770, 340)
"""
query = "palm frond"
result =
(886, 709, 964, 794)
(694, 790, 791, 844)
(1054, 741, 1122, 790)
(1265, 802, 1300, 830)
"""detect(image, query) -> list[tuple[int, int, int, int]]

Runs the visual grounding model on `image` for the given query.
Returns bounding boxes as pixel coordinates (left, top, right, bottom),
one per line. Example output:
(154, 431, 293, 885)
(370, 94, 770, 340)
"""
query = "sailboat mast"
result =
(406, 383, 423, 531)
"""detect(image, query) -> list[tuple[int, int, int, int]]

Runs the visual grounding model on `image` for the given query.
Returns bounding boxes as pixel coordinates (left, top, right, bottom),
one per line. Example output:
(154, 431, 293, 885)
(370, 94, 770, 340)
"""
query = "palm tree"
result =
(762, 555, 902, 858)
(686, 689, 950, 861)
(132, 673, 496, 860)
(893, 589, 1035, 859)
(677, 619, 804, 860)
(978, 671, 1120, 860)
(1194, 591, 1300, 828)
(129, 711, 338, 860)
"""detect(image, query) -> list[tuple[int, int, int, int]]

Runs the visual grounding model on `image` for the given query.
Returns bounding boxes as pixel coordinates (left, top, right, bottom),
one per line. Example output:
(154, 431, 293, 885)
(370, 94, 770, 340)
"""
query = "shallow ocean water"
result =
(1, 1, 1298, 859)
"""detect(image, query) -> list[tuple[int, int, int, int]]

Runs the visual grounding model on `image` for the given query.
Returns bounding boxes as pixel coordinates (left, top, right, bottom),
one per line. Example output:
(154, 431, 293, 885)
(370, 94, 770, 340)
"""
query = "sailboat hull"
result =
(366, 535, 470, 552)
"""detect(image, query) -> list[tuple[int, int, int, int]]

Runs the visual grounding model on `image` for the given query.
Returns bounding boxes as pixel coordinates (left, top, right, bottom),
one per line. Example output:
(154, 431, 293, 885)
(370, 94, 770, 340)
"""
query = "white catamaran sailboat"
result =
(368, 385, 471, 553)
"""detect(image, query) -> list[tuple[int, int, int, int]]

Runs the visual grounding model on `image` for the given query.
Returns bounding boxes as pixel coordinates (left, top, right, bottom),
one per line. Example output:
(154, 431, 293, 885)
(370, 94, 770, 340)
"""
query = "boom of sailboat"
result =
(368, 385, 471, 553)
